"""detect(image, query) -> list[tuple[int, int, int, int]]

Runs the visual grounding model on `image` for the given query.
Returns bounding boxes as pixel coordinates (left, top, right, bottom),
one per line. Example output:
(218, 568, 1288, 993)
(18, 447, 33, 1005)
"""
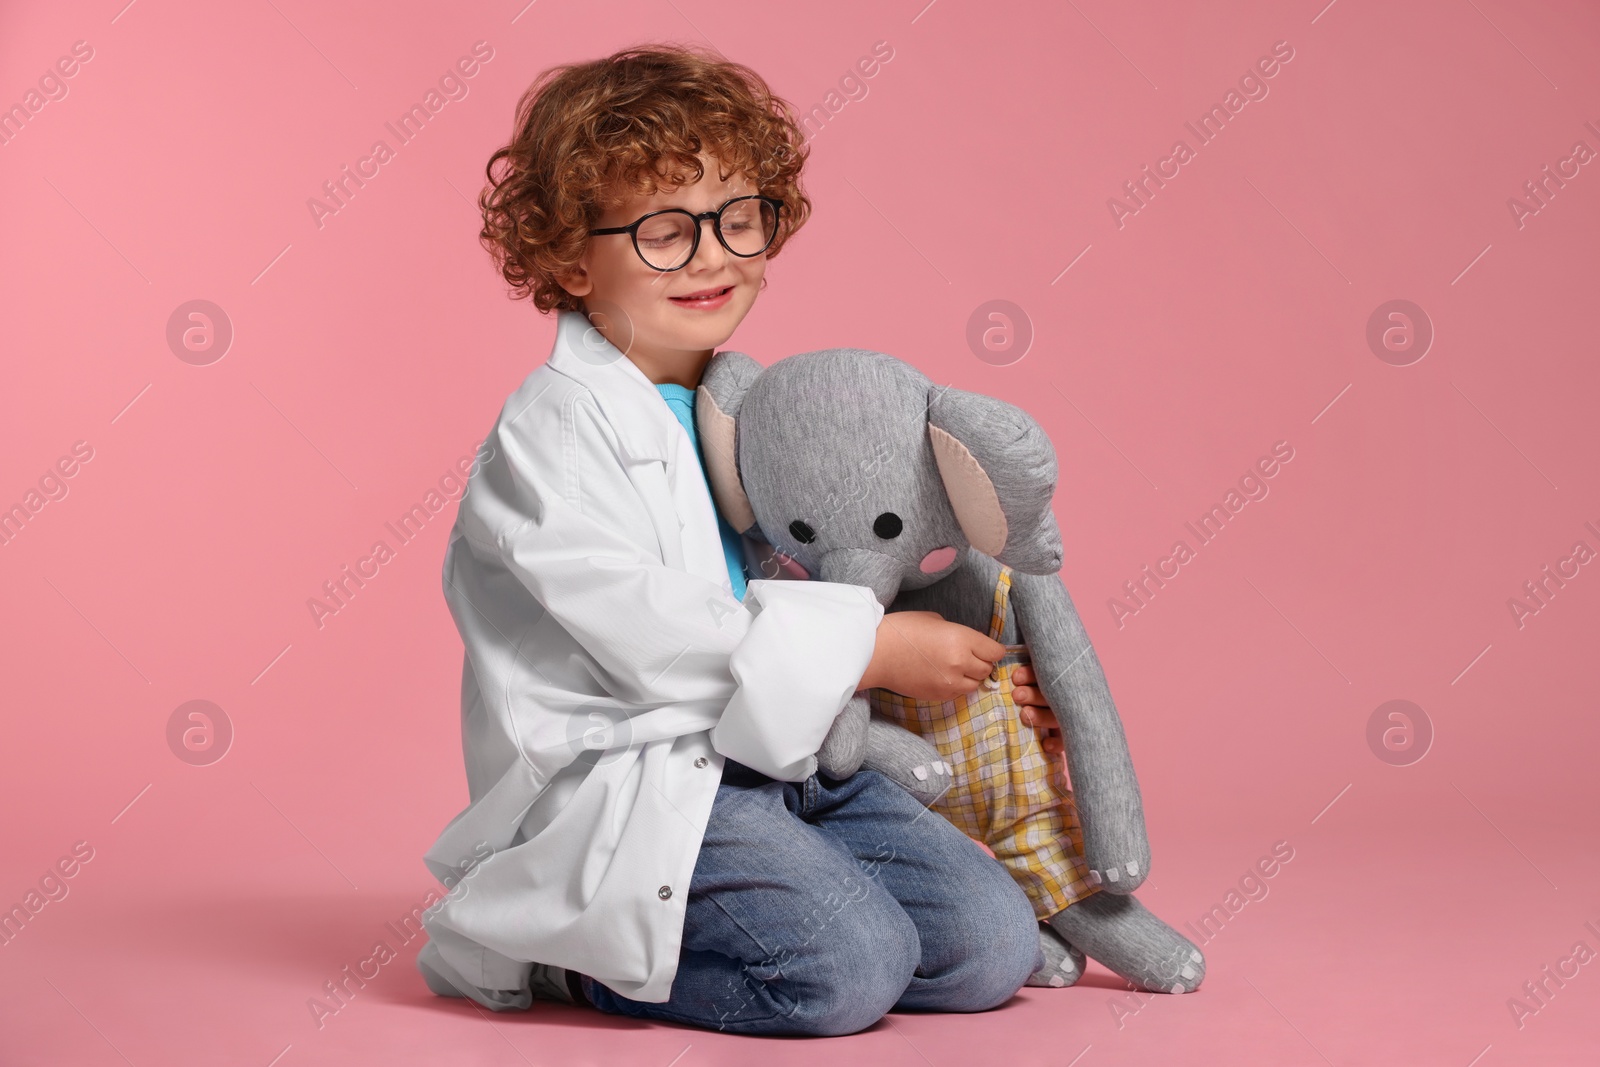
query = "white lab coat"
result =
(416, 310, 884, 1008)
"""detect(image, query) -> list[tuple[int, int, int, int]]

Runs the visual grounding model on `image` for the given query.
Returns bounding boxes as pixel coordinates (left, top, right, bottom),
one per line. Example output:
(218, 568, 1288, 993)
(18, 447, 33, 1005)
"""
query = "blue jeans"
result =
(584, 760, 1042, 1035)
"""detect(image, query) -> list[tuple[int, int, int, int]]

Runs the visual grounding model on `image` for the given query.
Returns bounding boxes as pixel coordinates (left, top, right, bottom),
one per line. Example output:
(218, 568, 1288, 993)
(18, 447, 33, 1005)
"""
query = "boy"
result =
(416, 44, 1063, 1036)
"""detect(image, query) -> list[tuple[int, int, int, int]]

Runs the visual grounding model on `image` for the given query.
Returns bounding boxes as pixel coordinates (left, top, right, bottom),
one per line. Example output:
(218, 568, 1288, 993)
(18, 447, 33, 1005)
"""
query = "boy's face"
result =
(559, 152, 768, 386)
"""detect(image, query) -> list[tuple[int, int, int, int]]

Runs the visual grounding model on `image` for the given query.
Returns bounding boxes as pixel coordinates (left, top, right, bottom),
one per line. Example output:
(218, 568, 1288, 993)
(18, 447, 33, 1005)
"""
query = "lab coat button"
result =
(657, 885, 673, 900)
(693, 757, 708, 768)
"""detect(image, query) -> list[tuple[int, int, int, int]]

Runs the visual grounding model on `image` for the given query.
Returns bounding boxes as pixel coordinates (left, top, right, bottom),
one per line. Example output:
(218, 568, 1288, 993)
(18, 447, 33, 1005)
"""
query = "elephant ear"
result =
(926, 386, 1065, 574)
(695, 351, 764, 535)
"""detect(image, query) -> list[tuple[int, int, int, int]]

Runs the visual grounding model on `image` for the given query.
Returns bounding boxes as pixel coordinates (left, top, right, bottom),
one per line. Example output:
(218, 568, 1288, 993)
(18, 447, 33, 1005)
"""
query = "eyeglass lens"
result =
(634, 199, 777, 270)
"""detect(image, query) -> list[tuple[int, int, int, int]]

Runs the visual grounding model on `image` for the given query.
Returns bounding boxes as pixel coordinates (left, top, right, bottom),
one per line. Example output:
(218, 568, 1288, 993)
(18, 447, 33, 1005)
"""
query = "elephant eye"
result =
(873, 512, 903, 539)
(789, 520, 816, 544)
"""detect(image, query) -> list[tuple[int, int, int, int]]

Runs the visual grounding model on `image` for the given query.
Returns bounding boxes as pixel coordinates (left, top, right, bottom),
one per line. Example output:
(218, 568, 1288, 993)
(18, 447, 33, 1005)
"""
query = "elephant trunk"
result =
(816, 549, 906, 608)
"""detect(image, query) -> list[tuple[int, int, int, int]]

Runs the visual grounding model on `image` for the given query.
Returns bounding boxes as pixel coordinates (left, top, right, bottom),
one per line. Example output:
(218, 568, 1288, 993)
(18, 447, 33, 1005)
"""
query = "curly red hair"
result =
(479, 44, 813, 313)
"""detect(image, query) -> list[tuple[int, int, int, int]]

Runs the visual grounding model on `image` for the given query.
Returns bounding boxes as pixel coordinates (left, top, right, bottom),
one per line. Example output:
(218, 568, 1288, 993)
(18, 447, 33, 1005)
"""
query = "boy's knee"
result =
(936, 871, 1042, 1011)
(781, 901, 920, 1036)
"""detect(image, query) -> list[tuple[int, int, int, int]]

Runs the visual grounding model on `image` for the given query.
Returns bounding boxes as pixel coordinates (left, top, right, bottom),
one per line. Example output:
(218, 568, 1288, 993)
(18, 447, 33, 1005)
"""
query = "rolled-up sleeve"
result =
(709, 579, 881, 780)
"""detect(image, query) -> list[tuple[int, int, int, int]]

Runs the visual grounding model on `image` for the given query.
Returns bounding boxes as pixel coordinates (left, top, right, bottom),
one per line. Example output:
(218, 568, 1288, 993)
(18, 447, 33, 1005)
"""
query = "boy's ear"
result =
(926, 386, 1064, 574)
(554, 265, 592, 299)
(695, 351, 764, 535)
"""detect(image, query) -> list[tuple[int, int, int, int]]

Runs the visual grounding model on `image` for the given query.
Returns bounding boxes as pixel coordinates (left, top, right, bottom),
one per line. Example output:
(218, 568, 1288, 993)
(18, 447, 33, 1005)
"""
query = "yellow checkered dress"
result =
(869, 566, 1098, 919)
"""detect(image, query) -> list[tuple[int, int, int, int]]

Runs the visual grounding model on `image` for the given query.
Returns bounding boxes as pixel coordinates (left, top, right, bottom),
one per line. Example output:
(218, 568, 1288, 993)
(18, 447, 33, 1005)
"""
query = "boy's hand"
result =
(1013, 664, 1065, 757)
(859, 611, 1005, 702)
(858, 618, 1064, 756)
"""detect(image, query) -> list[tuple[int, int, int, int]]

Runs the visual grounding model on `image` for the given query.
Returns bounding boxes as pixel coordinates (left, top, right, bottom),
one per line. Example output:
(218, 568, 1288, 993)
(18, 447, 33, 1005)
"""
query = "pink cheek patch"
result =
(775, 552, 810, 579)
(919, 547, 958, 574)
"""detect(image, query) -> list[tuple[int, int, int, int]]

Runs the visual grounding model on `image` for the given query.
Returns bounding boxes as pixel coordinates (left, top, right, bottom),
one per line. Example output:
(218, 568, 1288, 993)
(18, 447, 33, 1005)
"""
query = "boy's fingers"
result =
(1029, 706, 1060, 730)
(965, 653, 998, 681)
(1013, 684, 1050, 710)
(972, 633, 1007, 662)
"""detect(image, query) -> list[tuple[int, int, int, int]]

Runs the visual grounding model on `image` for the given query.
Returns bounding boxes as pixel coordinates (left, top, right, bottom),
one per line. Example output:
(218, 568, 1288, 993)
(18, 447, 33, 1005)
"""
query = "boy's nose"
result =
(689, 218, 731, 267)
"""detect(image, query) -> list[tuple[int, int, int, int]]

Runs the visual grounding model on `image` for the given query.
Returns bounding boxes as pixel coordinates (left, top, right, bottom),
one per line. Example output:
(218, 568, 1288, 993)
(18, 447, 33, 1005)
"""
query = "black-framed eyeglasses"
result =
(588, 195, 783, 272)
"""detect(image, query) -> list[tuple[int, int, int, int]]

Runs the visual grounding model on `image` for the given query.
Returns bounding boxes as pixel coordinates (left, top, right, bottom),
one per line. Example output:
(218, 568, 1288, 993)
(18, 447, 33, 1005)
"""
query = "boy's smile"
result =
(558, 151, 766, 387)
(666, 283, 735, 311)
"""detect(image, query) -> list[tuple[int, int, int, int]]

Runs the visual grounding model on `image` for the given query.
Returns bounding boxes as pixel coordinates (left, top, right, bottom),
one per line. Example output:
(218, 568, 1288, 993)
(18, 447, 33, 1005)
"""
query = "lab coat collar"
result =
(545, 310, 677, 463)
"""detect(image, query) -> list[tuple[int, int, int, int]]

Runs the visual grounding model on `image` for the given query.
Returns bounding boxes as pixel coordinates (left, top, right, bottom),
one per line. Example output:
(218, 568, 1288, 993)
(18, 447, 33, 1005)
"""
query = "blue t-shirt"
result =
(656, 384, 749, 601)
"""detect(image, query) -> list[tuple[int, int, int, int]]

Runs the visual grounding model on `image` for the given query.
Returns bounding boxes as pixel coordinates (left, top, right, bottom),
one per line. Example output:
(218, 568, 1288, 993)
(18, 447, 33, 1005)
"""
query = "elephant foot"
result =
(1086, 857, 1147, 894)
(859, 718, 954, 807)
(1049, 893, 1205, 994)
(1026, 922, 1086, 988)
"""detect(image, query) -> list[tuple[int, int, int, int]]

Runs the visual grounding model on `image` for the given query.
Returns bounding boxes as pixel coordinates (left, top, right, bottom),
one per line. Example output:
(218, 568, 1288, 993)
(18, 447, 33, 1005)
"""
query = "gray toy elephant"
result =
(696, 347, 1205, 994)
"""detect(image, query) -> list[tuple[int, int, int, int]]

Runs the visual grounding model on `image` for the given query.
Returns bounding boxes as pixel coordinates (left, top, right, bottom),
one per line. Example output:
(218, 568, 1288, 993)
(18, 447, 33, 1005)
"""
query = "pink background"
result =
(3, 0, 1598, 1063)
